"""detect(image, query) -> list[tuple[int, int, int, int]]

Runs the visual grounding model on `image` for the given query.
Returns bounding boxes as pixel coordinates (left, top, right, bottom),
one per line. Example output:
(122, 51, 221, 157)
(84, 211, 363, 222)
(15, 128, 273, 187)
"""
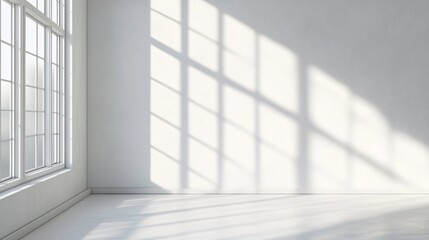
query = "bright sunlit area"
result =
(1, 0, 429, 239)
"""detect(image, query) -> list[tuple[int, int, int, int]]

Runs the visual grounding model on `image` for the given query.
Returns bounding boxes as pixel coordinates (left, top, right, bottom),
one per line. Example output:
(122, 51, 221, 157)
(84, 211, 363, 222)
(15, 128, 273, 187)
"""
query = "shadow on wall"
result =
(147, 0, 429, 193)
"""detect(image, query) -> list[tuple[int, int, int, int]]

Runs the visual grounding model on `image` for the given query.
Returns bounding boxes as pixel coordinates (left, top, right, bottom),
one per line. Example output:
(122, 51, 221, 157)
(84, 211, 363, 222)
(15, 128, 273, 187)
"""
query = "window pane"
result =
(1, 43, 12, 80)
(37, 24, 45, 58)
(25, 53, 37, 87)
(1, 80, 12, 110)
(38, 112, 44, 134)
(52, 34, 58, 64)
(37, 89, 44, 111)
(37, 0, 45, 14)
(25, 17, 37, 55)
(25, 87, 36, 111)
(1, 111, 11, 140)
(52, 93, 57, 112)
(25, 137, 36, 171)
(52, 135, 58, 164)
(51, 0, 58, 24)
(25, 112, 36, 136)
(1, 1, 12, 44)
(37, 59, 44, 87)
(37, 135, 44, 167)
(52, 113, 57, 133)
(52, 66, 57, 91)
(61, 0, 65, 28)
(1, 141, 11, 179)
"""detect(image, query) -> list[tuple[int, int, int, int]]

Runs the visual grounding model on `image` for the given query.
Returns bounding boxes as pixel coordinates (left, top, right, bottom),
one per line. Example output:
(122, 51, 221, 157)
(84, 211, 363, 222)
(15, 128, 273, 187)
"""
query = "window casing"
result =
(0, 0, 66, 192)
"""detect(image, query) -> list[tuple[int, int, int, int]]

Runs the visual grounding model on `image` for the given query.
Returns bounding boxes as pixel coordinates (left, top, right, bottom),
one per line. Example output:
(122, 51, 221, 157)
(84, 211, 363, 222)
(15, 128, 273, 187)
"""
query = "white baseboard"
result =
(91, 187, 429, 195)
(4, 189, 91, 240)
(91, 187, 303, 194)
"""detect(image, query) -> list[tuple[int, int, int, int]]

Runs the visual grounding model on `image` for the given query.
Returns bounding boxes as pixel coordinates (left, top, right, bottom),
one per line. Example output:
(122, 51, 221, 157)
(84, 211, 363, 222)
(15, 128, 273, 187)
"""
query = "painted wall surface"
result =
(88, 0, 429, 193)
(0, 0, 87, 237)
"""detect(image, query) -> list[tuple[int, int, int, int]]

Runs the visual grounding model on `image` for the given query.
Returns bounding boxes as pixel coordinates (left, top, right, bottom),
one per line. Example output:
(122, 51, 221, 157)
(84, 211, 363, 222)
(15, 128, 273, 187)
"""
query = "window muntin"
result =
(0, 0, 66, 189)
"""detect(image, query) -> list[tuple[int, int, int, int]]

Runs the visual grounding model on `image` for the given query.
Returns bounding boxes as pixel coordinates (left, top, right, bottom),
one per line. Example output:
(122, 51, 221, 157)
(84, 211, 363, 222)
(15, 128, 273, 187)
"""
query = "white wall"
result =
(88, 0, 429, 193)
(0, 0, 87, 237)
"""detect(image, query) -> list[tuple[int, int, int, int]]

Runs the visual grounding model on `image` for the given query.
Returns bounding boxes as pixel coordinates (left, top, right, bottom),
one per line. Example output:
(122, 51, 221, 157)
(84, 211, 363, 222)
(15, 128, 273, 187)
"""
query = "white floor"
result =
(23, 194, 429, 240)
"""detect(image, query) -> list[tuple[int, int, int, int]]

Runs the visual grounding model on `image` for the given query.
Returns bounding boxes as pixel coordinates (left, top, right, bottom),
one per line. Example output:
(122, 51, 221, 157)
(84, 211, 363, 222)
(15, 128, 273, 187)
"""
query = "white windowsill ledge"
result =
(0, 168, 71, 200)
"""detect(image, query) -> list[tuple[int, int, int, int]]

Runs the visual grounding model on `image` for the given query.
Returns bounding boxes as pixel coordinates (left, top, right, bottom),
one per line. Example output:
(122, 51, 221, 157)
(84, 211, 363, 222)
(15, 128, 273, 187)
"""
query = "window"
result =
(0, 0, 66, 192)
(1, 0, 14, 182)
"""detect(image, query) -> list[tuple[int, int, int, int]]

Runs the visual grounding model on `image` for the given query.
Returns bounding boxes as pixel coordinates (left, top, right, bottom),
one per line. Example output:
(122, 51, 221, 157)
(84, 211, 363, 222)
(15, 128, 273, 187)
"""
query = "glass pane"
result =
(1, 1, 12, 44)
(52, 135, 58, 163)
(61, 1, 65, 28)
(25, 17, 37, 55)
(37, 135, 44, 167)
(25, 87, 36, 111)
(1, 111, 11, 140)
(37, 89, 44, 111)
(25, 136, 36, 171)
(1, 43, 12, 80)
(37, 0, 45, 14)
(51, 0, 58, 24)
(52, 113, 57, 133)
(52, 34, 58, 64)
(37, 59, 44, 87)
(38, 112, 44, 134)
(1, 141, 11, 179)
(37, 24, 45, 58)
(25, 53, 37, 87)
(1, 80, 12, 110)
(52, 65, 57, 91)
(25, 112, 36, 136)
(52, 93, 57, 112)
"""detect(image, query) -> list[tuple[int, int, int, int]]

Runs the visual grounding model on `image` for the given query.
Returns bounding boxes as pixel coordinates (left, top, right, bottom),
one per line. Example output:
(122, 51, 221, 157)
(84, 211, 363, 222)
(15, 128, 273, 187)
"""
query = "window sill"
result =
(0, 167, 71, 200)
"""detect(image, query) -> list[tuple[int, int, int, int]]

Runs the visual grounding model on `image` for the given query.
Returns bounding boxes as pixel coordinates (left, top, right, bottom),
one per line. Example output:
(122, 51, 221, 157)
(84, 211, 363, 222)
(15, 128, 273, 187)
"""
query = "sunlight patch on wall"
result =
(393, 132, 429, 189)
(150, 10, 182, 53)
(188, 31, 218, 71)
(259, 104, 298, 158)
(259, 35, 298, 113)
(150, 45, 181, 90)
(351, 96, 390, 169)
(188, 138, 218, 190)
(224, 86, 255, 133)
(259, 104, 298, 190)
(150, 115, 181, 189)
(188, 66, 218, 112)
(259, 145, 296, 191)
(309, 132, 348, 190)
(151, 80, 181, 127)
(188, 0, 218, 41)
(351, 155, 391, 191)
(309, 65, 350, 144)
(150, 0, 181, 22)
(223, 121, 255, 191)
(223, 14, 256, 91)
(188, 102, 218, 148)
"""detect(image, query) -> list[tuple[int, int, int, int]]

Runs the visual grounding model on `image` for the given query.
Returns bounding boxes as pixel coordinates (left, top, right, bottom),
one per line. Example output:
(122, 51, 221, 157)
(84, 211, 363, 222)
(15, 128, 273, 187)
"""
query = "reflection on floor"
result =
(23, 194, 429, 240)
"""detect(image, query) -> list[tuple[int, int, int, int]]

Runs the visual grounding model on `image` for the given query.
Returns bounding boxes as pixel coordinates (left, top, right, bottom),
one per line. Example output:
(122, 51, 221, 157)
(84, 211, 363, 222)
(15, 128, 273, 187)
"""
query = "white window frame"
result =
(0, 0, 67, 193)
